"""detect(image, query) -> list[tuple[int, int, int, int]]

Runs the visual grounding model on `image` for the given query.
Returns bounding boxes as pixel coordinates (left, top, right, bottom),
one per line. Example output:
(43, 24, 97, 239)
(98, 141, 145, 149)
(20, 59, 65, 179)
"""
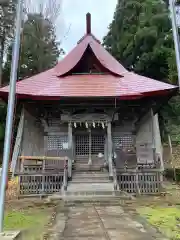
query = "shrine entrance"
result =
(74, 127, 106, 163)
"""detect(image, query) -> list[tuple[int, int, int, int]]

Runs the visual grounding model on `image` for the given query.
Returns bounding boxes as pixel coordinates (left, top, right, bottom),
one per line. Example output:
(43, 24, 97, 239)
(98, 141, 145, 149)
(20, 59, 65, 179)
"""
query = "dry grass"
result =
(6, 177, 19, 201)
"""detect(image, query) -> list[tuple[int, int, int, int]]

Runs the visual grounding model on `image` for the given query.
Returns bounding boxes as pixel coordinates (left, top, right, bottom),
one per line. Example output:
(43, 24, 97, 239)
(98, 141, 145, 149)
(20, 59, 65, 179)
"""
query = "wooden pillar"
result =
(153, 113, 163, 169)
(150, 109, 155, 149)
(68, 122, 72, 179)
(42, 159, 45, 195)
(104, 136, 108, 165)
(88, 128, 92, 165)
(107, 122, 113, 179)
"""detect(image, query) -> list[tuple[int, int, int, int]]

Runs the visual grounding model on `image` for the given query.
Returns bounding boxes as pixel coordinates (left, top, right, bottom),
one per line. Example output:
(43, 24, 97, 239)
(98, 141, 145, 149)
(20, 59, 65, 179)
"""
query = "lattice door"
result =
(75, 134, 105, 156)
(91, 135, 105, 154)
(75, 135, 89, 156)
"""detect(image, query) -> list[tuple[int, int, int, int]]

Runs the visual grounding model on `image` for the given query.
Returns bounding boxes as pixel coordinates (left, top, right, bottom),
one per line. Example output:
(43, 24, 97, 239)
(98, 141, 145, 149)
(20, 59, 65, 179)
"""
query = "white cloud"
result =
(58, 0, 117, 52)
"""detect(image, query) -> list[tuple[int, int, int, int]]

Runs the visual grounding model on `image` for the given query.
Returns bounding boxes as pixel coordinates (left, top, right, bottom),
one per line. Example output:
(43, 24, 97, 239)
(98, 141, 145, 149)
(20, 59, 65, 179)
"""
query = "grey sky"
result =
(58, 0, 117, 53)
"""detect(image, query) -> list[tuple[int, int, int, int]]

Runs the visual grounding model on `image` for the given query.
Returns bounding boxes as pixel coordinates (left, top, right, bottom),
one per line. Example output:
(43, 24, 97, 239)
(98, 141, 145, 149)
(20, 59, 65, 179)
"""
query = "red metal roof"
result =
(0, 71, 177, 100)
(0, 13, 177, 100)
(55, 34, 128, 77)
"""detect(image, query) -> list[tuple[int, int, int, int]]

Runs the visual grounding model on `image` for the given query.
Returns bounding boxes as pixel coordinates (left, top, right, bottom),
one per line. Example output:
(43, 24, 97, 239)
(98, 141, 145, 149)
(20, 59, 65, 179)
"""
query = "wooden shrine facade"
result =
(11, 95, 166, 196)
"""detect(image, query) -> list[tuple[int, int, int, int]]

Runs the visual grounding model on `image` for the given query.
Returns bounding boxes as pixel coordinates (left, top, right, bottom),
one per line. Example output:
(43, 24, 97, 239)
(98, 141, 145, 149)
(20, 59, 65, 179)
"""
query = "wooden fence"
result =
(117, 170, 163, 194)
(19, 173, 64, 196)
(16, 156, 68, 197)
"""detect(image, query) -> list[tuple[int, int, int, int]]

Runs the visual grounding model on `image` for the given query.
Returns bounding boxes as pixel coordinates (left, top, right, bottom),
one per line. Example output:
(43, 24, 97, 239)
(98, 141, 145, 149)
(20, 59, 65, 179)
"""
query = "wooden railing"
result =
(16, 156, 69, 196)
(19, 173, 64, 196)
(116, 168, 163, 194)
(113, 146, 164, 194)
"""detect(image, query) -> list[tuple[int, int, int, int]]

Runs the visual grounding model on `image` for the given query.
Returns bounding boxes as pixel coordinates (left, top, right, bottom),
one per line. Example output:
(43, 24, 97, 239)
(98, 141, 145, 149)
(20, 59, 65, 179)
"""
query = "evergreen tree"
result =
(103, 0, 180, 142)
(103, 0, 177, 84)
(0, 0, 17, 85)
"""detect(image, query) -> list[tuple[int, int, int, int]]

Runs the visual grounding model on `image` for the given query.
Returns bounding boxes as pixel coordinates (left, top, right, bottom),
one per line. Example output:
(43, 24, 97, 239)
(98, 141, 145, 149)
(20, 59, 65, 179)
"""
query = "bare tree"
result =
(23, 0, 62, 24)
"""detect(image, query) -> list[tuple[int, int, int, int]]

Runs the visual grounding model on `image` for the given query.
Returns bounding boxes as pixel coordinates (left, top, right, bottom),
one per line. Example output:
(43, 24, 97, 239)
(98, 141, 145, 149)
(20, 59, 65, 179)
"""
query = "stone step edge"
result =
(71, 181, 111, 183)
(47, 195, 132, 201)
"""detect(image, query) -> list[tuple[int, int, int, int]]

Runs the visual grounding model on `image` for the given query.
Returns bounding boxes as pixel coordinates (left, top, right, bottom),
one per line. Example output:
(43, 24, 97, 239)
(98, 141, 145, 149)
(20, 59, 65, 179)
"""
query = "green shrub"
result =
(164, 168, 180, 181)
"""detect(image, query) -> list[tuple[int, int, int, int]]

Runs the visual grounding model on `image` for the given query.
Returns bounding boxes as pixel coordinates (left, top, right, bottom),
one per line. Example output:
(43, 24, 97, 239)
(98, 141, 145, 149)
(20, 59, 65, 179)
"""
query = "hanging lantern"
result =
(101, 122, 105, 129)
(93, 121, 95, 128)
(74, 122, 77, 128)
(85, 122, 88, 128)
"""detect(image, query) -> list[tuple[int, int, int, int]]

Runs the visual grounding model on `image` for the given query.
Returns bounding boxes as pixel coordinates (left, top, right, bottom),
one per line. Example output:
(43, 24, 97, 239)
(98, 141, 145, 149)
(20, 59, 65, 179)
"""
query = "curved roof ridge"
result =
(55, 34, 128, 77)
(77, 33, 101, 44)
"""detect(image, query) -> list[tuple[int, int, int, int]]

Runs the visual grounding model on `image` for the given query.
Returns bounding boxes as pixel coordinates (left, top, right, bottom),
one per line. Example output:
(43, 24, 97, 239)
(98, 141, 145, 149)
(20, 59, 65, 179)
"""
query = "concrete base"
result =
(68, 177, 72, 181)
(0, 231, 20, 240)
(88, 159, 92, 165)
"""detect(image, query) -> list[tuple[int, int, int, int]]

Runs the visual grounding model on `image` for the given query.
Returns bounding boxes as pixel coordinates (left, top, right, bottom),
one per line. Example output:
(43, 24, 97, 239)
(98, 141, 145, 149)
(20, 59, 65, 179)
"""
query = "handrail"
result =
(112, 165, 119, 191)
(63, 159, 68, 191)
(11, 108, 24, 176)
(18, 156, 68, 161)
(18, 156, 68, 174)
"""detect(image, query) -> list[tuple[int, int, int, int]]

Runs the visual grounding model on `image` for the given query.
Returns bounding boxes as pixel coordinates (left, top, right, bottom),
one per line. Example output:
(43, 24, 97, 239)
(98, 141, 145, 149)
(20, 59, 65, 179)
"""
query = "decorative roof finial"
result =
(86, 13, 91, 34)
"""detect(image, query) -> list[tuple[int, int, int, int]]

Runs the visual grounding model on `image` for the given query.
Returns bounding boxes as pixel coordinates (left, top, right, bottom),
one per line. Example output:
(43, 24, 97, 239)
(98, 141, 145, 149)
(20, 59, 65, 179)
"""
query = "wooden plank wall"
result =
(136, 111, 153, 145)
(21, 110, 44, 157)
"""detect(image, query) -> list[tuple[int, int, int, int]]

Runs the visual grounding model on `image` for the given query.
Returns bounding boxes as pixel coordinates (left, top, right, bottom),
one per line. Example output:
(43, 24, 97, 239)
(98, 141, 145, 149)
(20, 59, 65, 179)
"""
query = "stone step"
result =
(64, 199, 124, 206)
(73, 165, 105, 171)
(67, 183, 114, 192)
(46, 193, 132, 206)
(71, 179, 111, 183)
(45, 191, 135, 205)
(62, 192, 133, 203)
(62, 190, 133, 199)
(75, 160, 104, 163)
(72, 175, 110, 181)
(73, 171, 108, 174)
(72, 175, 109, 179)
(74, 163, 104, 166)
(72, 172, 109, 178)
(64, 191, 115, 196)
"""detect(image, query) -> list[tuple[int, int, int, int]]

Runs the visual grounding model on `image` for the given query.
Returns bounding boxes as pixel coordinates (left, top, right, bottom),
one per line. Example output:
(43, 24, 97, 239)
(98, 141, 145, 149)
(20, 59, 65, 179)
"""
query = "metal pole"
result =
(0, 0, 23, 232)
(169, 0, 180, 87)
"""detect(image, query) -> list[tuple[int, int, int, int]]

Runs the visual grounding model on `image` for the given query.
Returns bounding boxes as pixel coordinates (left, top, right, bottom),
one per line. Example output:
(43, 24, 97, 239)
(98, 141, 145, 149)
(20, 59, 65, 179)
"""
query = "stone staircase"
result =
(59, 158, 133, 203)
(47, 158, 133, 204)
(66, 171, 114, 195)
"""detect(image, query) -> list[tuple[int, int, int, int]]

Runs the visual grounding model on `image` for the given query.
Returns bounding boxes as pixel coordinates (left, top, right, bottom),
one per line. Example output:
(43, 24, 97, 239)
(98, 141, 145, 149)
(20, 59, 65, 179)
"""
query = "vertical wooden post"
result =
(20, 157, 24, 172)
(68, 122, 72, 179)
(88, 128, 92, 165)
(151, 109, 155, 151)
(107, 122, 113, 179)
(63, 159, 68, 191)
(72, 136, 75, 164)
(42, 159, 45, 195)
(135, 167, 140, 195)
(104, 136, 107, 165)
(168, 134, 176, 181)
